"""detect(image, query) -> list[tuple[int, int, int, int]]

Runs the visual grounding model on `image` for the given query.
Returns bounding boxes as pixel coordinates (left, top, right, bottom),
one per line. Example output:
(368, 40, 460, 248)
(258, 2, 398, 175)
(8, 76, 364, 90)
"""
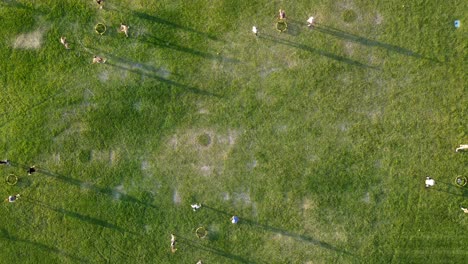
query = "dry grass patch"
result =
(13, 28, 45, 49)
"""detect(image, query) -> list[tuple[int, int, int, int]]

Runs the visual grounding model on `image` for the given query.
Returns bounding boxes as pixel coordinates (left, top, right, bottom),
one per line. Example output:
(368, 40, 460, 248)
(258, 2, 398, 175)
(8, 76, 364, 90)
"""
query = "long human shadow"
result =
(314, 24, 438, 62)
(89, 50, 221, 97)
(176, 235, 259, 264)
(203, 205, 353, 256)
(0, 228, 89, 263)
(131, 11, 221, 42)
(0, 87, 68, 129)
(106, 62, 220, 97)
(430, 180, 468, 197)
(7, 161, 158, 209)
(259, 33, 378, 70)
(139, 35, 239, 63)
(26, 198, 138, 235)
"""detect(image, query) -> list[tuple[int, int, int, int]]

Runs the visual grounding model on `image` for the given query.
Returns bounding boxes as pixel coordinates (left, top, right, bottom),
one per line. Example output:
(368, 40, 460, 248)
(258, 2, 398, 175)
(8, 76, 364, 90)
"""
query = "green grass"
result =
(0, 0, 467, 263)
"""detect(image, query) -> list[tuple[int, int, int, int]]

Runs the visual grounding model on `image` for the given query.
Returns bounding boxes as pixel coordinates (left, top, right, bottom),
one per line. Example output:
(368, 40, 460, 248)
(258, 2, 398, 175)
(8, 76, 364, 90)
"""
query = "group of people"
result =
(252, 9, 316, 36)
(169, 203, 240, 263)
(425, 144, 467, 214)
(59, 1, 130, 64)
(1, 160, 36, 203)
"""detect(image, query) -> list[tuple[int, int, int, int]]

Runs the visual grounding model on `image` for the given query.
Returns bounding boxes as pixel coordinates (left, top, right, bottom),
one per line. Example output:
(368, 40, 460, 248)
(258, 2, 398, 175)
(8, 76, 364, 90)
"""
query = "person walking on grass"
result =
(60, 36, 70, 49)
(119, 24, 129, 37)
(461, 206, 468, 213)
(231, 215, 239, 224)
(170, 234, 177, 253)
(92, 56, 106, 64)
(6, 194, 20, 203)
(28, 166, 36, 175)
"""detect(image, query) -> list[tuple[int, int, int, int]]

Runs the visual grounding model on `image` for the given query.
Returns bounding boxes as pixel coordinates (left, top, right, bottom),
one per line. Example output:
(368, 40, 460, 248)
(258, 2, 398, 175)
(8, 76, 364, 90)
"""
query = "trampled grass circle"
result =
(197, 133, 211, 146)
(6, 174, 17, 185)
(343, 10, 357, 23)
(95, 23, 107, 35)
(196, 227, 207, 238)
(276, 20, 287, 32)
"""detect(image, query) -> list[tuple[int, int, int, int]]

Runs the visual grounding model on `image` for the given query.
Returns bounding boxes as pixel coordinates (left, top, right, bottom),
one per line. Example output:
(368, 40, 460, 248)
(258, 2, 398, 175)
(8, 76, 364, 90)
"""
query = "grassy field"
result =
(0, 0, 467, 263)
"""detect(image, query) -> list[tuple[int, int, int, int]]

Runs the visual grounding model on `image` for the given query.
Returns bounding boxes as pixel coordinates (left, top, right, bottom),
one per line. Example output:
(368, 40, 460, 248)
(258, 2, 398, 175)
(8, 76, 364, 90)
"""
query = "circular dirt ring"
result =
(342, 10, 357, 23)
(6, 174, 18, 185)
(95, 23, 107, 35)
(196, 227, 208, 238)
(197, 133, 211, 147)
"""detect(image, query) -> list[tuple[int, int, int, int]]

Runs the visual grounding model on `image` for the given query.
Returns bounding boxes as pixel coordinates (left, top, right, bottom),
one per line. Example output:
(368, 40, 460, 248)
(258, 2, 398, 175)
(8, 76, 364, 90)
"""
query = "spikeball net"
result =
(196, 227, 208, 239)
(6, 174, 17, 185)
(455, 176, 467, 187)
(95, 23, 107, 35)
(276, 20, 287, 32)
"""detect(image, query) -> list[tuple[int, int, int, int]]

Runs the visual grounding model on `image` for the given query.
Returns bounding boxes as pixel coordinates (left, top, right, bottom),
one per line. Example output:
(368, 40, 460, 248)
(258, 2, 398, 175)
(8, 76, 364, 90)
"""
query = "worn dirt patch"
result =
(13, 29, 45, 49)
(375, 12, 384, 25)
(113, 184, 125, 200)
(161, 128, 240, 177)
(91, 149, 120, 165)
(301, 198, 317, 211)
(173, 189, 181, 204)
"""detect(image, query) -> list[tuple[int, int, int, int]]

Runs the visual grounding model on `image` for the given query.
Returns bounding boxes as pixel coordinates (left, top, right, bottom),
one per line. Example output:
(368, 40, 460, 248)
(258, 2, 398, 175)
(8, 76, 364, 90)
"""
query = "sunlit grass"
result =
(0, 0, 466, 263)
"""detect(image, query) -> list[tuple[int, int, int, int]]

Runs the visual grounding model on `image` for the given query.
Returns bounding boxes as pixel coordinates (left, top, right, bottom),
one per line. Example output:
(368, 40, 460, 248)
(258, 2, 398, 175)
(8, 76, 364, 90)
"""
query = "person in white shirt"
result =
(425, 177, 435, 188)
(252, 26, 258, 36)
(191, 203, 201, 211)
(455, 144, 468, 152)
(307, 17, 315, 27)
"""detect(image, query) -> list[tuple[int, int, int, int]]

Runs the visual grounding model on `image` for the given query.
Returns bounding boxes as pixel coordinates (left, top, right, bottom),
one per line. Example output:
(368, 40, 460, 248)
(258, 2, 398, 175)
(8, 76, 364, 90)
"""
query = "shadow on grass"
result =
(259, 33, 378, 70)
(107, 62, 220, 97)
(131, 11, 221, 42)
(177, 235, 258, 264)
(203, 205, 354, 257)
(139, 35, 239, 63)
(7, 161, 158, 210)
(0, 228, 89, 263)
(314, 24, 439, 62)
(0, 88, 68, 129)
(87, 50, 221, 97)
(25, 198, 138, 235)
(429, 180, 468, 197)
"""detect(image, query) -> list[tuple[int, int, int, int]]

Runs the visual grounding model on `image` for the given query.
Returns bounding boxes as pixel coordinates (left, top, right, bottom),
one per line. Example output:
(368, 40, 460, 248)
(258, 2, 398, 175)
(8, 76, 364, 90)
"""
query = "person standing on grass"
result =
(28, 166, 36, 175)
(307, 16, 315, 27)
(425, 177, 435, 188)
(231, 215, 239, 224)
(191, 203, 201, 211)
(170, 234, 177, 253)
(252, 26, 258, 36)
(60, 36, 70, 49)
(96, 0, 104, 9)
(455, 144, 468, 152)
(279, 9, 286, 20)
(92, 56, 106, 64)
(196, 260, 203, 264)
(119, 24, 129, 37)
(6, 194, 20, 203)
(461, 206, 468, 213)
